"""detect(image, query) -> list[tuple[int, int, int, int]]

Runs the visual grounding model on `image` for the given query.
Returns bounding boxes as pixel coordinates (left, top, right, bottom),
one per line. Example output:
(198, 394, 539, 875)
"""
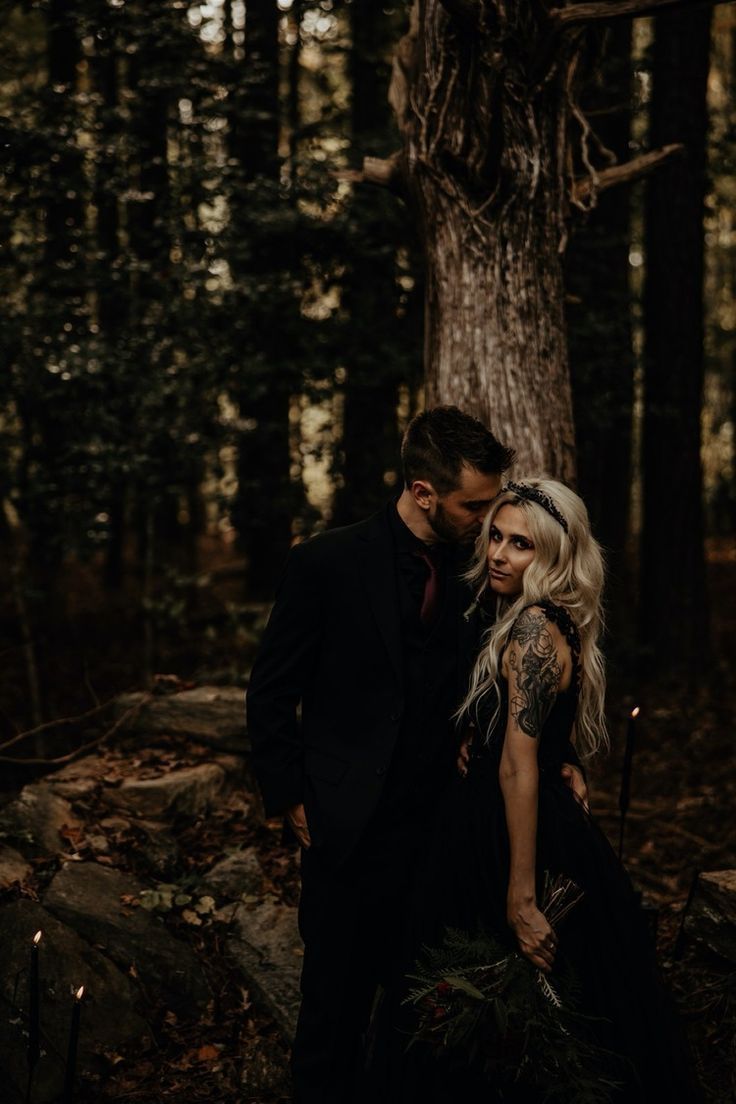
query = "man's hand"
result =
(286, 802, 312, 849)
(560, 763, 588, 810)
(457, 727, 474, 777)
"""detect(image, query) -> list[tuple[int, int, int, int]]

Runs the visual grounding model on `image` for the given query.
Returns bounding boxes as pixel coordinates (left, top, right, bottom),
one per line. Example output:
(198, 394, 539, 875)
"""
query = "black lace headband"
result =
(503, 481, 569, 534)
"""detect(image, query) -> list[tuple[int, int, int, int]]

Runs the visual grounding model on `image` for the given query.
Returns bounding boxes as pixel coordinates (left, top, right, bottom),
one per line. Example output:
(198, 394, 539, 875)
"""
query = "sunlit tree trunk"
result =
(641, 6, 712, 671)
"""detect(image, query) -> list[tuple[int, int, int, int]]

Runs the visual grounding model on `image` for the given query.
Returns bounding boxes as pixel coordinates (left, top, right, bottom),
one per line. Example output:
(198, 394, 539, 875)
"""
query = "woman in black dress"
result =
(368, 478, 695, 1103)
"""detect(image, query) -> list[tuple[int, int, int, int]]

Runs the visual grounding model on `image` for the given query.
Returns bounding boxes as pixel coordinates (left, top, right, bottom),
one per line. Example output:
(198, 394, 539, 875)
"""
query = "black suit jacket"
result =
(246, 508, 479, 865)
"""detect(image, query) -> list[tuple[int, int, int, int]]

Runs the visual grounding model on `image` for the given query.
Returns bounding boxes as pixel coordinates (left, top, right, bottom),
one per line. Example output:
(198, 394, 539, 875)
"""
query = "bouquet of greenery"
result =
(405, 874, 631, 1103)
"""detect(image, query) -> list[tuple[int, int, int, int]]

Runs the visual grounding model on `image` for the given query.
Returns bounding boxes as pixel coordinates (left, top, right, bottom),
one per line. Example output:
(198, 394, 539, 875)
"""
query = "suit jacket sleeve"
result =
(246, 541, 322, 817)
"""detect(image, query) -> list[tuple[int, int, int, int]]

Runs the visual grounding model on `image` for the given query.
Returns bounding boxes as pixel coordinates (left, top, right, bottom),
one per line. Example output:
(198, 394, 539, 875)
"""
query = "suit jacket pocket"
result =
(304, 746, 349, 785)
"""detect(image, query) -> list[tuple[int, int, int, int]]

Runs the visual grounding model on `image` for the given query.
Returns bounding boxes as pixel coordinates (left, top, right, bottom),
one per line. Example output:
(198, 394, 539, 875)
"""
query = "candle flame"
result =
(33, 931, 42, 945)
(631, 706, 640, 719)
(75, 985, 85, 1000)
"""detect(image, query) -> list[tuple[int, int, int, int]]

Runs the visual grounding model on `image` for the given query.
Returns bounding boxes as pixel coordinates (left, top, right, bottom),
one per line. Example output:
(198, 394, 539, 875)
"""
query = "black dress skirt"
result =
(364, 602, 697, 1104)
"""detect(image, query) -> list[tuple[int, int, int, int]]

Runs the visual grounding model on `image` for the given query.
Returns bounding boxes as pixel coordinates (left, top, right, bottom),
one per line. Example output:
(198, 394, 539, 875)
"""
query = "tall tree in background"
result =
(92, 8, 127, 587)
(126, 5, 179, 675)
(331, 2, 406, 525)
(229, 0, 293, 596)
(21, 0, 84, 573)
(642, 6, 712, 671)
(566, 25, 634, 570)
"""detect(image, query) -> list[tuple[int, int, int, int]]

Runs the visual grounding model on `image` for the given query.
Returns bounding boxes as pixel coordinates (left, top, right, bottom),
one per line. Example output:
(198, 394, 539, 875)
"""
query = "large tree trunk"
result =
(641, 6, 711, 671)
(391, 2, 579, 480)
(422, 190, 574, 479)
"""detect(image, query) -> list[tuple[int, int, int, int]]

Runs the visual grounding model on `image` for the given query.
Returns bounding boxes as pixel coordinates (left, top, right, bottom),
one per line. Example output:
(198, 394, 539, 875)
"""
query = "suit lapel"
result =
(358, 510, 403, 688)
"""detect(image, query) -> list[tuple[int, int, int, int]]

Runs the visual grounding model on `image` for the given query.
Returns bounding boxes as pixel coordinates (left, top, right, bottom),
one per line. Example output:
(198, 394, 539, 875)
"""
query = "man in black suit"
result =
(247, 407, 586, 1102)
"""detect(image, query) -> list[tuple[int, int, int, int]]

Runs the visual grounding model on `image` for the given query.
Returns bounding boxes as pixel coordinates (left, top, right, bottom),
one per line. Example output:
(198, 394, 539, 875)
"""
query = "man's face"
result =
(424, 464, 502, 544)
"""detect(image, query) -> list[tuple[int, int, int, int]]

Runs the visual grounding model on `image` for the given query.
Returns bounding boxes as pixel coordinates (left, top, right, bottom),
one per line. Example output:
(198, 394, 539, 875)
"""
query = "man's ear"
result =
(410, 479, 435, 511)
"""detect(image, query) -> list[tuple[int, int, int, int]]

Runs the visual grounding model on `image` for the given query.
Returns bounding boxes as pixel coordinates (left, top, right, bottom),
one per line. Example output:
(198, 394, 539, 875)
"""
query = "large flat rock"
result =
(0, 784, 82, 858)
(0, 899, 149, 1104)
(684, 869, 736, 963)
(104, 762, 227, 818)
(112, 686, 247, 753)
(227, 895, 302, 1040)
(43, 862, 211, 1014)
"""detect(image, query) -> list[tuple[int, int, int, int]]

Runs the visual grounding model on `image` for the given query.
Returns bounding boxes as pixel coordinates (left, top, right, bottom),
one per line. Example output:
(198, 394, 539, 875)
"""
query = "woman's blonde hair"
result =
(459, 477, 608, 759)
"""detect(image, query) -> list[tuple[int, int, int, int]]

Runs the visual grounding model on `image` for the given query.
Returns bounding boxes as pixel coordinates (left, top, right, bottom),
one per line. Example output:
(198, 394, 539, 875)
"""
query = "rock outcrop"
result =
(227, 895, 302, 1040)
(683, 869, 736, 964)
(0, 686, 296, 1101)
(44, 862, 212, 1013)
(112, 686, 247, 753)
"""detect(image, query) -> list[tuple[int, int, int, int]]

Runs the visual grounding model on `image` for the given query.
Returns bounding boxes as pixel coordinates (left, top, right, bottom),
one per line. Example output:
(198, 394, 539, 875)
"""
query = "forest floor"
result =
(0, 536, 734, 1102)
(66, 676, 736, 1104)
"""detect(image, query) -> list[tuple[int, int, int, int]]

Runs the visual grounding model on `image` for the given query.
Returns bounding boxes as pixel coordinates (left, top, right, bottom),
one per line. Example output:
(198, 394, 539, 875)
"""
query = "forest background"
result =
(0, 1, 735, 1098)
(1, 0, 735, 718)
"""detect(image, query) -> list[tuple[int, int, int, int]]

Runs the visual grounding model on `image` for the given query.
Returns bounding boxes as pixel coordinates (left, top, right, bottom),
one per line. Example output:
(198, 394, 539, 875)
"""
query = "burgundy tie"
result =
(415, 548, 439, 626)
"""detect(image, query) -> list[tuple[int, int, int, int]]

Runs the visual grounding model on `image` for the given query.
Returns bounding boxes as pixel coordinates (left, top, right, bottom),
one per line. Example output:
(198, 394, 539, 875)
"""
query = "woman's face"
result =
(487, 504, 536, 597)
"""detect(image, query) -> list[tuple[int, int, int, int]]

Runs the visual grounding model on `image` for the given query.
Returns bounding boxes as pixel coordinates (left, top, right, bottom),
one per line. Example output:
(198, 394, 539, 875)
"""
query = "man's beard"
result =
(428, 500, 470, 544)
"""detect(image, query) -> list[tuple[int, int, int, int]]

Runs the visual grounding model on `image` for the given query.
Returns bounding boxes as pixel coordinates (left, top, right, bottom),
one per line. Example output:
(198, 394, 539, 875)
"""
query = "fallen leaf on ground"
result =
(196, 1044, 220, 1062)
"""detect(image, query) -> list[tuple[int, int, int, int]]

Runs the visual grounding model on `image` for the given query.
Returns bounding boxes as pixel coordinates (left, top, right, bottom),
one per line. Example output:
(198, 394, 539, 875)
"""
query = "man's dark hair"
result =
(401, 406, 515, 494)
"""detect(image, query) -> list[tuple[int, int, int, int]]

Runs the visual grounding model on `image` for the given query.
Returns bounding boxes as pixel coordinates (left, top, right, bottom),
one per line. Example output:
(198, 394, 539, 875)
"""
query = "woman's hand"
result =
(507, 895, 558, 973)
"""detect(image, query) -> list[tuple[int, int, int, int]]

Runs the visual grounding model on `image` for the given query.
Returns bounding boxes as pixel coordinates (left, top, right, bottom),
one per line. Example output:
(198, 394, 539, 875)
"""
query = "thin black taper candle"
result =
(27, 931, 42, 1080)
(618, 706, 640, 862)
(61, 986, 84, 1104)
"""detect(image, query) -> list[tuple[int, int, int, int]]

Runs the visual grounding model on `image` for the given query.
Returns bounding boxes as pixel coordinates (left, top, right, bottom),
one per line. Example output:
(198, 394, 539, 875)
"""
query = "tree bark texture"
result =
(391, 1, 589, 481)
(641, 5, 712, 670)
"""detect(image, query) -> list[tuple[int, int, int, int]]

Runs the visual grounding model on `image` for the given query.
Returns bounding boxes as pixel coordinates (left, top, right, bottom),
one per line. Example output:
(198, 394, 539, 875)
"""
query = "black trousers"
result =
(291, 814, 426, 1104)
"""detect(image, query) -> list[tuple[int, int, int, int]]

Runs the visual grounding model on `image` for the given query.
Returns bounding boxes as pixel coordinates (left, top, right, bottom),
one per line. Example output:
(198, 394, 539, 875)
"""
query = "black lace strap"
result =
(532, 600, 582, 691)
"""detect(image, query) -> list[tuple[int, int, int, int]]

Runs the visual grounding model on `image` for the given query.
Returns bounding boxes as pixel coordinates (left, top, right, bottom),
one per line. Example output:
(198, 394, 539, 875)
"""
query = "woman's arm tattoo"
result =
(508, 609, 561, 738)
